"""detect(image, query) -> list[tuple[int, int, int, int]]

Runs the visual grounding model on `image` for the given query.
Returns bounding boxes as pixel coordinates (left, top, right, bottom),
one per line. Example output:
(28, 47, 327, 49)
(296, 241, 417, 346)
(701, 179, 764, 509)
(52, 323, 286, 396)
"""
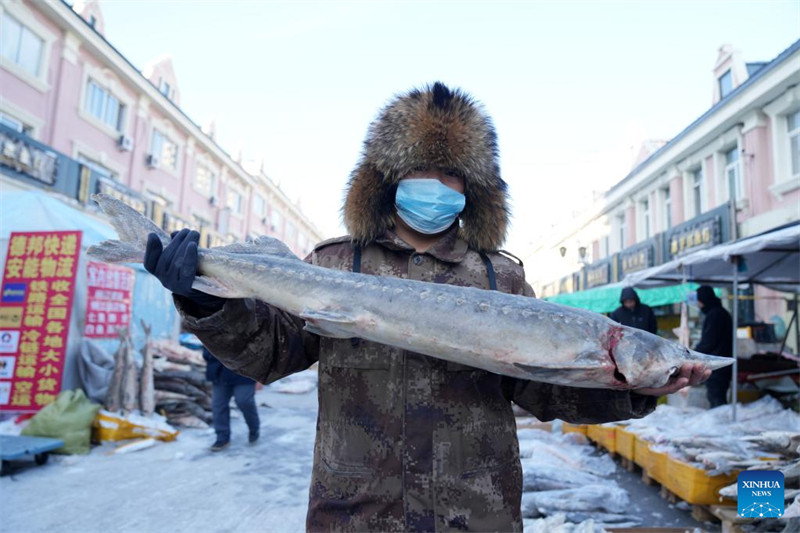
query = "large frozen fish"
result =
(87, 194, 732, 390)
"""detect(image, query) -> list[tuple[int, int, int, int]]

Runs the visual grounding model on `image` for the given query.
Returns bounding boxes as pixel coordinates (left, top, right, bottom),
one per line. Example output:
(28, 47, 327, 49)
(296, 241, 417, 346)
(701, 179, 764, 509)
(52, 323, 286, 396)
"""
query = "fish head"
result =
(610, 327, 734, 390)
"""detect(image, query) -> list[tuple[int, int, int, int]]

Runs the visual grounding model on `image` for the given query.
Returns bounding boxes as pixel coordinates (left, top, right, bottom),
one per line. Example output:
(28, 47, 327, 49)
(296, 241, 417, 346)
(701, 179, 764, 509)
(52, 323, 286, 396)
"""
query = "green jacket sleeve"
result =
(511, 380, 657, 424)
(176, 296, 319, 384)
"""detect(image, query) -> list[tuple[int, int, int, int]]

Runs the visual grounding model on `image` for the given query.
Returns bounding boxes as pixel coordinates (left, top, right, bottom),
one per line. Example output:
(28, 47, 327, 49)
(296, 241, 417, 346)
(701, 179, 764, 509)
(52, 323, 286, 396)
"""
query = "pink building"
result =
(530, 40, 800, 346)
(0, 0, 323, 256)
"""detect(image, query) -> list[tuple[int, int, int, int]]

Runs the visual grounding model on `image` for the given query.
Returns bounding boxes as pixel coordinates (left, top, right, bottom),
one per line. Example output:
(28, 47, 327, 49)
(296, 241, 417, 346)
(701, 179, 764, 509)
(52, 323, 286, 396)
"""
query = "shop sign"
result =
(668, 217, 720, 258)
(586, 262, 610, 289)
(0, 231, 81, 412)
(620, 245, 653, 276)
(84, 261, 134, 338)
(0, 130, 58, 185)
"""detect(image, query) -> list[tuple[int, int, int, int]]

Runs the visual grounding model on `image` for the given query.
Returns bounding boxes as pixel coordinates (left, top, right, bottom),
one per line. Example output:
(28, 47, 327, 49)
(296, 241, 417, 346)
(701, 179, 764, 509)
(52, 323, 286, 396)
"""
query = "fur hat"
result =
(342, 82, 509, 252)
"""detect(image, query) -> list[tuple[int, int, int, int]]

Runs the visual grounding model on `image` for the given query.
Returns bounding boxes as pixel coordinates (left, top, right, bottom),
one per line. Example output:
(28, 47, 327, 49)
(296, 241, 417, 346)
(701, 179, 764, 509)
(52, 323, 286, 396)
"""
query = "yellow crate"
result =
(647, 448, 669, 484)
(563, 423, 588, 436)
(615, 427, 635, 461)
(633, 435, 650, 468)
(594, 425, 617, 453)
(663, 455, 739, 505)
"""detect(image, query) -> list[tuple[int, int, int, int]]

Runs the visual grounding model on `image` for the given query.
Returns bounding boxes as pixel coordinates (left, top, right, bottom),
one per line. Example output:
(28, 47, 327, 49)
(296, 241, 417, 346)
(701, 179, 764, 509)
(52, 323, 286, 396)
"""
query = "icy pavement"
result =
(0, 372, 319, 533)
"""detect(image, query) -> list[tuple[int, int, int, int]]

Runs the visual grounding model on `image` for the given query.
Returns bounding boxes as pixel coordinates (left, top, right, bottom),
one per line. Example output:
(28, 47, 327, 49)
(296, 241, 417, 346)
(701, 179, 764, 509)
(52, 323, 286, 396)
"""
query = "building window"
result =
(663, 187, 672, 230)
(602, 235, 610, 258)
(1, 12, 43, 77)
(227, 188, 243, 215)
(642, 199, 651, 239)
(84, 79, 126, 132)
(789, 109, 800, 178)
(718, 69, 733, 99)
(271, 209, 283, 233)
(151, 129, 178, 170)
(692, 167, 705, 216)
(725, 147, 742, 201)
(286, 221, 297, 245)
(159, 79, 171, 99)
(0, 112, 33, 135)
(77, 154, 117, 182)
(252, 194, 266, 217)
(194, 164, 215, 197)
(617, 213, 626, 251)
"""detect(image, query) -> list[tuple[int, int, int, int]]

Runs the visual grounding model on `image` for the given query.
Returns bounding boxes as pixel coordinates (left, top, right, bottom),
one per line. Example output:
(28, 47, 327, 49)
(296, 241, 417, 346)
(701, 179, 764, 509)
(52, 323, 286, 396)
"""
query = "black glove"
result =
(144, 229, 226, 312)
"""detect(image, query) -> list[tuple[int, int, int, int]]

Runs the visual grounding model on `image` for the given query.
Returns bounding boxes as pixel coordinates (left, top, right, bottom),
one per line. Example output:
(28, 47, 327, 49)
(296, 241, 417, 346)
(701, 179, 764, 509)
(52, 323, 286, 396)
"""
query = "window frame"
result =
(763, 86, 800, 199)
(226, 185, 245, 217)
(149, 127, 180, 173)
(83, 77, 126, 133)
(718, 69, 733, 100)
(0, 3, 55, 92)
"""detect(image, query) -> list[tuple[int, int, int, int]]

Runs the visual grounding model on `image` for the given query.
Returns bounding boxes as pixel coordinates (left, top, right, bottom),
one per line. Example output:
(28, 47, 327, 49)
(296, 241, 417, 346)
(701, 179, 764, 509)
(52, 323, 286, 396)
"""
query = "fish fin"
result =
(213, 236, 298, 260)
(86, 240, 144, 264)
(92, 194, 170, 250)
(191, 276, 249, 299)
(299, 309, 357, 338)
(88, 194, 171, 265)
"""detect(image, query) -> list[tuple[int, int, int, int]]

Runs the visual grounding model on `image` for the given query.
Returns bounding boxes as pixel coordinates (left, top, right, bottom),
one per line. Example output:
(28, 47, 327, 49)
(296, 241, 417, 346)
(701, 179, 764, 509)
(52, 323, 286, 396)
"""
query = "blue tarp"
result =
(0, 190, 179, 392)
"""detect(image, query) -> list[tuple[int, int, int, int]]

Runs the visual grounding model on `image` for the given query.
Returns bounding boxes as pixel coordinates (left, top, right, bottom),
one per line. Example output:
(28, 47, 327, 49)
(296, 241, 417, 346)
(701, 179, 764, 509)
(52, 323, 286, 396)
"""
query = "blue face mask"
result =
(395, 179, 466, 235)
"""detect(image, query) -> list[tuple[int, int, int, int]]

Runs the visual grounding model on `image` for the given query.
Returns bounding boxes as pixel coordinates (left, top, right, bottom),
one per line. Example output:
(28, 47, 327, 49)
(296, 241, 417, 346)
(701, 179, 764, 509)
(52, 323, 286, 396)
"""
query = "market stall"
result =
(622, 222, 800, 420)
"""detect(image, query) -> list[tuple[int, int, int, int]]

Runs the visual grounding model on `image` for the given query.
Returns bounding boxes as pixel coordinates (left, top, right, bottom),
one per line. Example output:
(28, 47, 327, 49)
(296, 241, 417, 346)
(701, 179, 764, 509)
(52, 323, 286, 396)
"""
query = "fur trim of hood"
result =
(342, 82, 509, 252)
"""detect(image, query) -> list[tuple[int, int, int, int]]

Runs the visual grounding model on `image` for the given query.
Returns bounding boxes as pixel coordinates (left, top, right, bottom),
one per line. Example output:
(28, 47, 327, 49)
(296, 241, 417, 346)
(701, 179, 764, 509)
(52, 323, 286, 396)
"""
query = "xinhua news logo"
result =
(738, 470, 784, 518)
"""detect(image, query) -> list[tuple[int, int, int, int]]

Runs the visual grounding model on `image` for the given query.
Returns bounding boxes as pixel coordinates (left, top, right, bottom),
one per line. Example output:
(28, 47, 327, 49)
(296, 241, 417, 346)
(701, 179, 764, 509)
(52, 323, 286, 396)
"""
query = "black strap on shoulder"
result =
(479, 252, 497, 291)
(351, 245, 362, 347)
(352, 244, 362, 274)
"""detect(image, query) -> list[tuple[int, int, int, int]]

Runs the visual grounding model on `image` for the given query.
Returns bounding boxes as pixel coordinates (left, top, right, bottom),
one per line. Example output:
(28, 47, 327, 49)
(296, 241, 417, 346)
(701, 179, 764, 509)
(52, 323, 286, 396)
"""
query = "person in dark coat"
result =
(694, 285, 734, 408)
(202, 346, 260, 451)
(610, 287, 658, 334)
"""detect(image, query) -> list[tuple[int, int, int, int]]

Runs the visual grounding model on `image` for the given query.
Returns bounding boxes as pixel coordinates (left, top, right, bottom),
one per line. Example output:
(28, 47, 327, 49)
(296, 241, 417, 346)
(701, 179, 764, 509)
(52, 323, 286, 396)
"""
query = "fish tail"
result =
(86, 194, 170, 264)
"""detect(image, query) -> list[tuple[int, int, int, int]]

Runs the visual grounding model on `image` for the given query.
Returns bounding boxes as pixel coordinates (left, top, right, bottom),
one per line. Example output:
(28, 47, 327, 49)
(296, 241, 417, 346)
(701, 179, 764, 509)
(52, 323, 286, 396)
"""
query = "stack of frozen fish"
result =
(518, 428, 640, 530)
(624, 397, 800, 475)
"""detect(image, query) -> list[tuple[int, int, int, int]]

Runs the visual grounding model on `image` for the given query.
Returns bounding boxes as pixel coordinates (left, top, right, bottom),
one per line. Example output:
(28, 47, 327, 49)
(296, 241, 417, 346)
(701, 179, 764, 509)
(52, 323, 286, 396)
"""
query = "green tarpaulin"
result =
(545, 283, 705, 314)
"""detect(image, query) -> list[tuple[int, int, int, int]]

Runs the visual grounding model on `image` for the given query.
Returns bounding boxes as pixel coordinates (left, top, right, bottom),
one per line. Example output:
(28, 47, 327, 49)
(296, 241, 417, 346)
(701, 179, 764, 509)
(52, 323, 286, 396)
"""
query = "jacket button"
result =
(412, 254, 423, 265)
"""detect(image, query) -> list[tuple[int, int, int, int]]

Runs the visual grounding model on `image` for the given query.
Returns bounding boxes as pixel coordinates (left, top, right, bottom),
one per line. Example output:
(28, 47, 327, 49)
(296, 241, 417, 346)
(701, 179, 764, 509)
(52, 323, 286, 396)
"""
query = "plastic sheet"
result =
(20, 390, 100, 454)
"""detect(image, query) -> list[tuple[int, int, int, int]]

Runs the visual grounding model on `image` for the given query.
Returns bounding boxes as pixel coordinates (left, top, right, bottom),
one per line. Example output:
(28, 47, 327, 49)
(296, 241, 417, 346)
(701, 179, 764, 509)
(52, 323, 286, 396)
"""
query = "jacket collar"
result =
(375, 225, 469, 263)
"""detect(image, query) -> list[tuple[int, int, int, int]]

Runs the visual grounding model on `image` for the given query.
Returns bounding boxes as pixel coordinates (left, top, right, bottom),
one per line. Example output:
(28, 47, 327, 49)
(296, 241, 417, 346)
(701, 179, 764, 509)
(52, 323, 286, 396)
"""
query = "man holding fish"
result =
(133, 83, 712, 531)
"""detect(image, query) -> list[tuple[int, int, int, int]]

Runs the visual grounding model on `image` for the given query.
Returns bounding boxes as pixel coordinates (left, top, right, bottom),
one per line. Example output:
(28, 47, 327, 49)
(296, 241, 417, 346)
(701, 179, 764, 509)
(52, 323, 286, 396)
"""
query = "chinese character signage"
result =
(0, 231, 81, 412)
(619, 244, 654, 277)
(586, 262, 610, 289)
(85, 261, 134, 338)
(667, 217, 720, 259)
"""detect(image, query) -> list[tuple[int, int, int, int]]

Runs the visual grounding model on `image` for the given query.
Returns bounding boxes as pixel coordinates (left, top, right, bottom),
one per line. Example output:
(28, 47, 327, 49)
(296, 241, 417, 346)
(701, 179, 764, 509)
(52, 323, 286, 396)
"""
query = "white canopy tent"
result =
(621, 222, 800, 420)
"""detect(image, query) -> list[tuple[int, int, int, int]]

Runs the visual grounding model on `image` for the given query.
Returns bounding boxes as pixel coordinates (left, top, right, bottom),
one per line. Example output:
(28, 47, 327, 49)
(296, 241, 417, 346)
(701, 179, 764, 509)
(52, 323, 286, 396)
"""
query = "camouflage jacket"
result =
(178, 227, 656, 532)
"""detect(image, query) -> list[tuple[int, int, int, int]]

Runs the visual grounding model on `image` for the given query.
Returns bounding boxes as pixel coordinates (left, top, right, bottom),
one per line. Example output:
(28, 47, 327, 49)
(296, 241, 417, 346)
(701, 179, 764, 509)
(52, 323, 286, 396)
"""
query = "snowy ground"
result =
(2, 371, 716, 533)
(1, 373, 318, 533)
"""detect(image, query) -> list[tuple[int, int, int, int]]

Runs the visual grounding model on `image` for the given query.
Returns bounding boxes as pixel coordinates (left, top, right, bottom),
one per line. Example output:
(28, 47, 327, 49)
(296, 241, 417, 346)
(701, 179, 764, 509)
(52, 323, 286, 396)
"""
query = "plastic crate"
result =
(633, 435, 650, 468)
(647, 448, 669, 484)
(562, 423, 588, 436)
(663, 455, 739, 505)
(594, 424, 617, 453)
(615, 426, 635, 461)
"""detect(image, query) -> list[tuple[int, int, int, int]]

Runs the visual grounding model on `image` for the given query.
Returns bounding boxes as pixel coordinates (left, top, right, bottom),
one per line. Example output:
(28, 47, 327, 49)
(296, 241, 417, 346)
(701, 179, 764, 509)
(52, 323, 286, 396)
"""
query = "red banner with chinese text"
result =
(85, 261, 134, 338)
(0, 231, 81, 412)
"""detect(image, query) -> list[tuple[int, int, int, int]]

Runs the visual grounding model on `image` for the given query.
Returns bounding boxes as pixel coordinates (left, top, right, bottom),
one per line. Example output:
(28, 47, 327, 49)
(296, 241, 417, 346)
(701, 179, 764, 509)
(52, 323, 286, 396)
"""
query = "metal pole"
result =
(731, 258, 739, 422)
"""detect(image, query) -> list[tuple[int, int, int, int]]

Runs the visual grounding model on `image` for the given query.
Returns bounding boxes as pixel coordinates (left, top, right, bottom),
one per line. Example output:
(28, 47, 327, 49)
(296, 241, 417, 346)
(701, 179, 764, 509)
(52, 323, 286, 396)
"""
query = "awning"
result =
(545, 282, 704, 313)
(622, 222, 800, 291)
